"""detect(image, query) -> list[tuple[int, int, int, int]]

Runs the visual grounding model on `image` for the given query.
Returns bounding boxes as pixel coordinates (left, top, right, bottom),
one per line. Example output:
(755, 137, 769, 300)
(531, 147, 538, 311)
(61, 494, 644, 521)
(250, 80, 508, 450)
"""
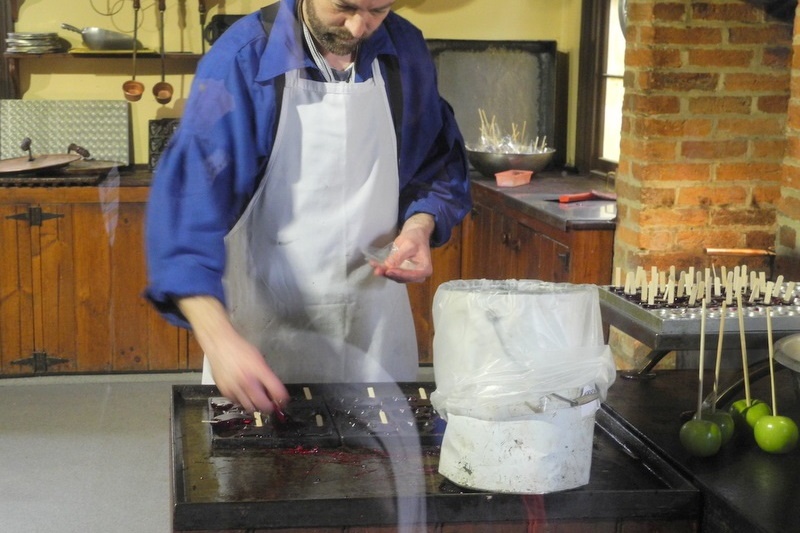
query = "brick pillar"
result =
(611, 0, 792, 369)
(776, 6, 800, 279)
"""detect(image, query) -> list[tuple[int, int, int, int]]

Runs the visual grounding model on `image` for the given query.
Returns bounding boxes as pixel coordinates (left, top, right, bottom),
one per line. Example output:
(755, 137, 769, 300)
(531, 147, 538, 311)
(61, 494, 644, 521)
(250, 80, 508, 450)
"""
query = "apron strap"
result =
(382, 54, 403, 157)
(259, 3, 286, 188)
(258, 3, 403, 163)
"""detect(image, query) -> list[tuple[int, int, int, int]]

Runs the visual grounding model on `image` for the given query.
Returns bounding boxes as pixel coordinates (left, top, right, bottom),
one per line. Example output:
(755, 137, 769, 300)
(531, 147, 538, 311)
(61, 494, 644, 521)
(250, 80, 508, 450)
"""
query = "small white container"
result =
(430, 280, 616, 494)
(438, 399, 599, 494)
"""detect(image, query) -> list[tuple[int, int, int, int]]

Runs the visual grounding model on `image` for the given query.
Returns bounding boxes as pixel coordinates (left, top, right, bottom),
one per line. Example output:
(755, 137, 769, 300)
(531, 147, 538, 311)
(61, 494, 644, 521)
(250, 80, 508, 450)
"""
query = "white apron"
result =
(203, 58, 418, 384)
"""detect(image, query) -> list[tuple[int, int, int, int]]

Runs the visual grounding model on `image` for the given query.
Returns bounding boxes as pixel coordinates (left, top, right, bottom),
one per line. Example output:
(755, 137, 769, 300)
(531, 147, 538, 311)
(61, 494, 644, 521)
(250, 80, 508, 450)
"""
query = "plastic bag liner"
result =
(430, 279, 617, 494)
(430, 279, 617, 421)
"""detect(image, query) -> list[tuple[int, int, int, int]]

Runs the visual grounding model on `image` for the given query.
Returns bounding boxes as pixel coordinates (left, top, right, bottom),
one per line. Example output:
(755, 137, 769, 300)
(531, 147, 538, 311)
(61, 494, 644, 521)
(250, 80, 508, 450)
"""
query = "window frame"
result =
(576, 0, 619, 176)
(0, 1, 17, 99)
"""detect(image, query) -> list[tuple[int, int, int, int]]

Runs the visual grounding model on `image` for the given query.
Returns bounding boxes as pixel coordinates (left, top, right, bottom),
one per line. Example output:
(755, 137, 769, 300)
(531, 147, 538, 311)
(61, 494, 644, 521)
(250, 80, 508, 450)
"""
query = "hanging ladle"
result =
(153, 0, 174, 104)
(122, 0, 144, 101)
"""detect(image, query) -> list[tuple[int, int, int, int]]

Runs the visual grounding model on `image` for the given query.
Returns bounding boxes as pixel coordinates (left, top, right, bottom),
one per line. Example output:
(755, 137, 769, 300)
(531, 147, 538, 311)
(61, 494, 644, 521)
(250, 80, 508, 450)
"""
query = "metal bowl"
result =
(467, 148, 556, 178)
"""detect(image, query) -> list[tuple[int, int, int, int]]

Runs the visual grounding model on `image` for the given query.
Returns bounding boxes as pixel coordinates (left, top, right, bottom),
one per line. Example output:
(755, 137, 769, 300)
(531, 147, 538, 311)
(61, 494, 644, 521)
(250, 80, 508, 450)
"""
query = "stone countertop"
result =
(125, 167, 618, 234)
(470, 170, 618, 231)
(4, 166, 618, 233)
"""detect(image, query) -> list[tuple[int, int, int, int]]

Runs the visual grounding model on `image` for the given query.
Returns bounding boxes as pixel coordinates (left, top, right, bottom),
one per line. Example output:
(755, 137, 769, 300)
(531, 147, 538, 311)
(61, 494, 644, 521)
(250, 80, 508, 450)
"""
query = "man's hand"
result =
(371, 213, 435, 283)
(178, 295, 289, 413)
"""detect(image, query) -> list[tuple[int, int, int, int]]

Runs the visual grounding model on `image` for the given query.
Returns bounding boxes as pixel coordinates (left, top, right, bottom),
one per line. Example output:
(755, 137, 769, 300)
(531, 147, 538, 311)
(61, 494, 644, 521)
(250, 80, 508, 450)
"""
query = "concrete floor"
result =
(0, 372, 201, 533)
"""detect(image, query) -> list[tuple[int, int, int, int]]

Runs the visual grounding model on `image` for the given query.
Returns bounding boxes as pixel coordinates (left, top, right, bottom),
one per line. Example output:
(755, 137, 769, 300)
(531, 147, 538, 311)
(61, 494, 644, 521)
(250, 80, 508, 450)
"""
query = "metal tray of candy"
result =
(171, 384, 700, 531)
(204, 382, 445, 450)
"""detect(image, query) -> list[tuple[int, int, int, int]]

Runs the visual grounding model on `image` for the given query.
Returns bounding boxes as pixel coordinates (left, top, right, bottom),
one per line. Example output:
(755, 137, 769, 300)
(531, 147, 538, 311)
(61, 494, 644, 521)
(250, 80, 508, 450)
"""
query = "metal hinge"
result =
(5, 207, 64, 226)
(11, 351, 71, 373)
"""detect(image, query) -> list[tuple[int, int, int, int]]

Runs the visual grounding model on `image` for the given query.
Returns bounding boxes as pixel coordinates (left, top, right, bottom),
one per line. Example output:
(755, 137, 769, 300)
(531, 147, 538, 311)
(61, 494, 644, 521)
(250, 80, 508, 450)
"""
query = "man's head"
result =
(301, 0, 395, 56)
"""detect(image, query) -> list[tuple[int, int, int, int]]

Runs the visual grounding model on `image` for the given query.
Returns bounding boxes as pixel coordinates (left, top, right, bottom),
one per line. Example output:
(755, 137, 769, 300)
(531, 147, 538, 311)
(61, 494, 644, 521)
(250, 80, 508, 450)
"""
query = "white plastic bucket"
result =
(430, 280, 616, 494)
(437, 399, 599, 494)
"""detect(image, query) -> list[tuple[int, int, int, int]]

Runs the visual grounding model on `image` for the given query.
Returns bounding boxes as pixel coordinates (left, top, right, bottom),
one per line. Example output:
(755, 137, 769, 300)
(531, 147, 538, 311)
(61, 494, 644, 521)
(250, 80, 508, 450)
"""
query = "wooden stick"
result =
(736, 292, 752, 406)
(712, 301, 727, 412)
(767, 307, 778, 416)
(764, 281, 775, 305)
(688, 283, 699, 307)
(784, 281, 796, 303)
(696, 299, 708, 418)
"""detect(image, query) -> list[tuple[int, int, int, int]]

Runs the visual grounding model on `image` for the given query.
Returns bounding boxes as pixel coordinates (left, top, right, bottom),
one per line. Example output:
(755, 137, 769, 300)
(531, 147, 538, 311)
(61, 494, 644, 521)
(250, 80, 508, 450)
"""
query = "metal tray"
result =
(599, 286, 800, 351)
(171, 384, 700, 531)
(205, 382, 445, 450)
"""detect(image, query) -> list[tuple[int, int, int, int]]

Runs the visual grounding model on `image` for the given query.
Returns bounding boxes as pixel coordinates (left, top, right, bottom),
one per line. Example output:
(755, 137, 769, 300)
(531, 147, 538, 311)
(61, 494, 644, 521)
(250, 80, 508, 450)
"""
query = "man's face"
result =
(303, 0, 395, 56)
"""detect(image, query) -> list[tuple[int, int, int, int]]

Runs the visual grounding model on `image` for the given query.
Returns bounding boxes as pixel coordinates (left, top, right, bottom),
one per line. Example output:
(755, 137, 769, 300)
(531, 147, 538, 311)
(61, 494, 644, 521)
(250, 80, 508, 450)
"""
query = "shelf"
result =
(4, 51, 202, 98)
(4, 51, 201, 59)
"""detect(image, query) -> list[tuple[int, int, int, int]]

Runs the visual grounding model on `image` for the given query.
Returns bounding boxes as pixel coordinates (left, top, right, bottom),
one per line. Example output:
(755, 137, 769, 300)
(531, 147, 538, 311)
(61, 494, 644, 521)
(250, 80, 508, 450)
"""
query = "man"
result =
(145, 0, 471, 413)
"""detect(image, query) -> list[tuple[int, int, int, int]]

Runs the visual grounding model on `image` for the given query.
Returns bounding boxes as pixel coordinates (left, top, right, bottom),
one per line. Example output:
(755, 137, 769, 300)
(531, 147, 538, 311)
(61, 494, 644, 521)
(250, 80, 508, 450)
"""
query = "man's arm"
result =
(371, 212, 435, 283)
(178, 295, 289, 413)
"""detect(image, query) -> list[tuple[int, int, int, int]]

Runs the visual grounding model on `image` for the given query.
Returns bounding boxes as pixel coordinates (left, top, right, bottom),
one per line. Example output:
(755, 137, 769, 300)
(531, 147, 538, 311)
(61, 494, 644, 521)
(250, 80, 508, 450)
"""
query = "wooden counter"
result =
(0, 168, 616, 373)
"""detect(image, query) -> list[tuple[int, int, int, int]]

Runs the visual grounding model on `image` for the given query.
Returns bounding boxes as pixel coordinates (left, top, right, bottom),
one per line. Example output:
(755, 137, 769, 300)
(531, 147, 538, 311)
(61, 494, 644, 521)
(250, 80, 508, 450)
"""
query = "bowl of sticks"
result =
(466, 109, 556, 180)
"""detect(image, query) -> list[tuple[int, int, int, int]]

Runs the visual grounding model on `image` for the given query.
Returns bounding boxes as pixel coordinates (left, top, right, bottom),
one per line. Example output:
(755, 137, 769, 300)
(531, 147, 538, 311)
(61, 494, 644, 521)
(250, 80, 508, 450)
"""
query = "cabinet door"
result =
(508, 222, 542, 280)
(536, 233, 571, 282)
(0, 199, 196, 375)
(462, 201, 509, 279)
(406, 226, 462, 364)
(462, 198, 577, 283)
(66, 201, 187, 372)
(0, 204, 36, 375)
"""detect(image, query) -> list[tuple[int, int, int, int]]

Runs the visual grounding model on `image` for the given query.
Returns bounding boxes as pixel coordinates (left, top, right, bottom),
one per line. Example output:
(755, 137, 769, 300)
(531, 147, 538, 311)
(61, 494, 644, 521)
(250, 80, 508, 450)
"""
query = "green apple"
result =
(701, 409, 735, 445)
(754, 415, 800, 454)
(730, 399, 772, 432)
(680, 418, 722, 457)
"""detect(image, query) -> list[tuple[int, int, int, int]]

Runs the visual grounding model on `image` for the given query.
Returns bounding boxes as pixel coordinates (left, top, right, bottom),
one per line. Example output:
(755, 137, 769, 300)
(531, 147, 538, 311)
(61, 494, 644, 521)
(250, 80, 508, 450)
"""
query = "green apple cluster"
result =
(730, 399, 799, 454)
(680, 409, 735, 457)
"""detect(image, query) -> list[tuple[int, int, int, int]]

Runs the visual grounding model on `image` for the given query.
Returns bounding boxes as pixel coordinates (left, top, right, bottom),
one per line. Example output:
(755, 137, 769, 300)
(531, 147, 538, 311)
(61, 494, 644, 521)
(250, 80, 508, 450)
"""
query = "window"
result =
(576, 0, 626, 175)
(0, 1, 15, 99)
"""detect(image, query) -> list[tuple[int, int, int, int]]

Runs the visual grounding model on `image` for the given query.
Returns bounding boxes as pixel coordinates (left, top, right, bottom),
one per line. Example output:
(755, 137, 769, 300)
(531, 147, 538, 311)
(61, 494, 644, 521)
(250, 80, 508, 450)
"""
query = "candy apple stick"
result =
(736, 293, 752, 406)
(712, 301, 727, 412)
(766, 307, 778, 416)
(696, 299, 708, 419)
(763, 281, 775, 305)
(783, 281, 796, 303)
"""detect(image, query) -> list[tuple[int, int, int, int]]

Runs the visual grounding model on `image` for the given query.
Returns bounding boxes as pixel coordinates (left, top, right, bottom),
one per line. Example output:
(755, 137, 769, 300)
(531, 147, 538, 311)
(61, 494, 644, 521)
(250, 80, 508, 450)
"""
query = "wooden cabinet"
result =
(406, 226, 462, 364)
(462, 184, 614, 284)
(0, 177, 614, 374)
(0, 185, 201, 375)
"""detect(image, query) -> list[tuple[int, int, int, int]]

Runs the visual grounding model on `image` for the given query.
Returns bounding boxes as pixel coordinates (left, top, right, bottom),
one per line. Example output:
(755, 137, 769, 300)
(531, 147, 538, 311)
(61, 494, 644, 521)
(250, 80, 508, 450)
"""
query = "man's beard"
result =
(304, 0, 364, 56)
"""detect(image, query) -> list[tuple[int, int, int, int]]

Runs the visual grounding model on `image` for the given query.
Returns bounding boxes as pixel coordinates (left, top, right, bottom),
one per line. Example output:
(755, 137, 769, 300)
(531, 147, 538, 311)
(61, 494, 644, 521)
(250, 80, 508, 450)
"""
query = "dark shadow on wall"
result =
(742, 0, 797, 21)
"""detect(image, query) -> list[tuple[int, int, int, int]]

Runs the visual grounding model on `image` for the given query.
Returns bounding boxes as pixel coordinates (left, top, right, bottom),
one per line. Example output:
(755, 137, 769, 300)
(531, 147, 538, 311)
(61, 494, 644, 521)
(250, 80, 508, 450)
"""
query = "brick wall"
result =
(777, 3, 800, 278)
(612, 0, 794, 368)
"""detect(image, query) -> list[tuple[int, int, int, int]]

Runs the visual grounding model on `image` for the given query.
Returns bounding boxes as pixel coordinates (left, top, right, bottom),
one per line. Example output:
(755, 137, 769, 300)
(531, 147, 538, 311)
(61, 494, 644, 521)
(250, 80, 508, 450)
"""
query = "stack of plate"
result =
(5, 32, 68, 54)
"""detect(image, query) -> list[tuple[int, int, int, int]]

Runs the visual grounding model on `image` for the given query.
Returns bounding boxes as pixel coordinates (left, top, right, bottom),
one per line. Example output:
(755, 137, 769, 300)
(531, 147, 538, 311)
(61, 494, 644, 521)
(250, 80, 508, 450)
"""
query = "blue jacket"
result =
(145, 0, 471, 327)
